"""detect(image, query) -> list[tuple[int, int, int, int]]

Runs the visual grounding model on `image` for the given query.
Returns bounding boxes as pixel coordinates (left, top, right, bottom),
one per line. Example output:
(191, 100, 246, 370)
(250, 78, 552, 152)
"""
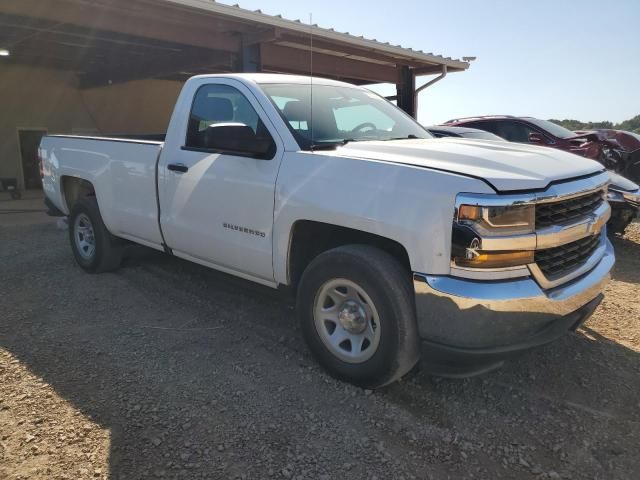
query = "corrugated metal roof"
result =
(162, 0, 470, 72)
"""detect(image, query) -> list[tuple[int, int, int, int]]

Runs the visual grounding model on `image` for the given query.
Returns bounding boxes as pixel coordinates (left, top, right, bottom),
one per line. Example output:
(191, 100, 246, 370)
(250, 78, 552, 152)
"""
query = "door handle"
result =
(167, 163, 189, 173)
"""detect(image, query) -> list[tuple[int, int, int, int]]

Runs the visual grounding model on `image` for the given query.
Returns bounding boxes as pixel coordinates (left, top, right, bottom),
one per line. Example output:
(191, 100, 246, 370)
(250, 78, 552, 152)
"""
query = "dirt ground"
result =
(1, 193, 639, 480)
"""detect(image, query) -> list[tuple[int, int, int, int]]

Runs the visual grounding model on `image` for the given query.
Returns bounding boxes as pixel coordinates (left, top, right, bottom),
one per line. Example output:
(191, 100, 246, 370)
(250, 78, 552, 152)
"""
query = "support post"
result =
(241, 41, 261, 72)
(396, 65, 416, 118)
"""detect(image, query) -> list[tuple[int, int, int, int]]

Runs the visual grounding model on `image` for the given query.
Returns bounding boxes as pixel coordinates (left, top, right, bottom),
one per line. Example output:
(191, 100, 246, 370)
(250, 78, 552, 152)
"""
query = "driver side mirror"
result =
(204, 123, 275, 159)
(528, 132, 545, 144)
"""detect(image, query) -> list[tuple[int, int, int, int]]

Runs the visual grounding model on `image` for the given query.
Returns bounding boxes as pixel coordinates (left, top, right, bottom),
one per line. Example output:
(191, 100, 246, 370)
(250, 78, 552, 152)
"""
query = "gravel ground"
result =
(1, 195, 639, 480)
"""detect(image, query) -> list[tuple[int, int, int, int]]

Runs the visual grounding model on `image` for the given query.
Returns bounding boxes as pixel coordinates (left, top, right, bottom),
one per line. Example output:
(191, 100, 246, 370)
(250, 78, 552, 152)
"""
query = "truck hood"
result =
(608, 170, 639, 192)
(335, 138, 603, 192)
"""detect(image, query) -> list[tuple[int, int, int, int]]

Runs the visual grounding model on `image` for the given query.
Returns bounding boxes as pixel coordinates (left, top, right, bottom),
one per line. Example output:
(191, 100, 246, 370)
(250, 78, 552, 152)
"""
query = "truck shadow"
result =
(2, 226, 640, 479)
(608, 232, 640, 284)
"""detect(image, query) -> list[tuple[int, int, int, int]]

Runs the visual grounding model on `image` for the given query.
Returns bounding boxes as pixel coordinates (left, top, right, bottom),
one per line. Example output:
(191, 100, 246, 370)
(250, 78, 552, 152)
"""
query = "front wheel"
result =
(296, 245, 419, 388)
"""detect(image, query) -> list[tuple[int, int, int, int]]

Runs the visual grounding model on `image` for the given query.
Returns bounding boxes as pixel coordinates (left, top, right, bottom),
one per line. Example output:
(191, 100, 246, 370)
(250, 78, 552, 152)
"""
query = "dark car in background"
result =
(445, 116, 640, 181)
(433, 118, 640, 235)
(606, 171, 640, 234)
(445, 115, 607, 158)
(573, 129, 640, 182)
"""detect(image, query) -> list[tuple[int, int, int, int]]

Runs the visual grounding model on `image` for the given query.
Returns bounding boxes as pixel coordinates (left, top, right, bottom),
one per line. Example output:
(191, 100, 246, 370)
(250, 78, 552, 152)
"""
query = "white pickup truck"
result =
(41, 74, 614, 387)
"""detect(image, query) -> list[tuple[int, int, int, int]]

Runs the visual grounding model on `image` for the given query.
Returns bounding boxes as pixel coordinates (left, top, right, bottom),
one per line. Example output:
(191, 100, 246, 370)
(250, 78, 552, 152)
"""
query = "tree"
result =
(549, 115, 639, 134)
(615, 115, 640, 134)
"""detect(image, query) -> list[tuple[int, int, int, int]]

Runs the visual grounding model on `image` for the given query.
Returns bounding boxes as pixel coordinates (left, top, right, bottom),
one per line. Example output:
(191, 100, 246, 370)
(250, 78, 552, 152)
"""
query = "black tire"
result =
(10, 190, 21, 200)
(607, 209, 633, 236)
(296, 245, 419, 388)
(68, 196, 123, 273)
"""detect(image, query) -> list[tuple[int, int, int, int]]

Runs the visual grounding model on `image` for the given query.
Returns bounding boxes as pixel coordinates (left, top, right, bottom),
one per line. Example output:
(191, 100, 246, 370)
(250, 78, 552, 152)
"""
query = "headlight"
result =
(452, 203, 535, 270)
(607, 190, 625, 203)
(622, 189, 640, 207)
(458, 204, 535, 234)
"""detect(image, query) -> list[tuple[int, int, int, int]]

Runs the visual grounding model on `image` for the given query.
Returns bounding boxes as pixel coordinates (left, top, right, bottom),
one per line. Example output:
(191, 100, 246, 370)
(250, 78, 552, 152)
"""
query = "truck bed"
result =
(41, 134, 165, 247)
(48, 133, 166, 143)
(98, 133, 166, 142)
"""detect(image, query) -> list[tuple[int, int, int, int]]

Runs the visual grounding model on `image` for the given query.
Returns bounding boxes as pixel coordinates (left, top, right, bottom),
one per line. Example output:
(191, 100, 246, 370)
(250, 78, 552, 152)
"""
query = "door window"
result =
(464, 121, 500, 135)
(186, 84, 273, 152)
(495, 121, 538, 143)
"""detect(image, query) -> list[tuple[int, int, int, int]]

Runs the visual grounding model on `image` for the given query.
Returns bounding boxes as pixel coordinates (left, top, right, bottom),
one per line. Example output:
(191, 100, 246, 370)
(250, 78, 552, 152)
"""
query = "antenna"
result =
(309, 13, 314, 151)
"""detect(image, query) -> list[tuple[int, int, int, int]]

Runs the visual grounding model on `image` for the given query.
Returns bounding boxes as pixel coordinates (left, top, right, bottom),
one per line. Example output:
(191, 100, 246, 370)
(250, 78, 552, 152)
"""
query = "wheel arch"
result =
(285, 220, 412, 289)
(61, 175, 96, 213)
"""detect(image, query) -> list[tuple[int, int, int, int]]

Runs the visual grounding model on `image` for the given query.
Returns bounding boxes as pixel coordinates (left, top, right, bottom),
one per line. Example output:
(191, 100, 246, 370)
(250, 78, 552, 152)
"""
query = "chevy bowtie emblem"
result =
(588, 213, 604, 235)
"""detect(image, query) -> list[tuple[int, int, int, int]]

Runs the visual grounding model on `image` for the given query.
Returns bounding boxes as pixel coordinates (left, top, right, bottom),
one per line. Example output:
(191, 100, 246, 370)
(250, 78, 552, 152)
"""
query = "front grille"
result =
(536, 191, 604, 228)
(535, 234, 602, 280)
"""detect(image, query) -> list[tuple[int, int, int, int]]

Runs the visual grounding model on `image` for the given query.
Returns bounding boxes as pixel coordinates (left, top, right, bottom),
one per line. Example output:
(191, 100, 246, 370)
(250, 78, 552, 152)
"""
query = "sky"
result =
(217, 0, 640, 125)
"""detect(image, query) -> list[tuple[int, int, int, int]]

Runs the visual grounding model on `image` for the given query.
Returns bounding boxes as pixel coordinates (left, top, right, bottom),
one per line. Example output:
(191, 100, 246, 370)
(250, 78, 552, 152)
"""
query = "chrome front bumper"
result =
(413, 237, 614, 352)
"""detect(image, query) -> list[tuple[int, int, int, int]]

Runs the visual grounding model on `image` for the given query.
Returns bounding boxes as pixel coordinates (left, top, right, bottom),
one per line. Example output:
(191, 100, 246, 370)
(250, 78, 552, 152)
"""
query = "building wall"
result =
(0, 65, 96, 188)
(0, 64, 182, 189)
(81, 79, 183, 135)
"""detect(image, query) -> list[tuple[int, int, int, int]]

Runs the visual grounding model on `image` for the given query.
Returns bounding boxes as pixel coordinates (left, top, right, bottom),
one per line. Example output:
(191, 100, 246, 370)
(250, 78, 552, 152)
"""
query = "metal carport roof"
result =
(0, 0, 472, 116)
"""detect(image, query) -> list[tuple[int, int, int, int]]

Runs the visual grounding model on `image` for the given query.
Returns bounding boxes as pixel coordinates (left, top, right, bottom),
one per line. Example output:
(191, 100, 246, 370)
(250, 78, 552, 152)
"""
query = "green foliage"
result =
(616, 115, 640, 134)
(549, 115, 640, 134)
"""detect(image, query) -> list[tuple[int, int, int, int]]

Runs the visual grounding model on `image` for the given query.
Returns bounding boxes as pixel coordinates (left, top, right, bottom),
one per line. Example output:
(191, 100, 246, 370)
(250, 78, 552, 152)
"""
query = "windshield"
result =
(260, 83, 432, 150)
(526, 118, 576, 139)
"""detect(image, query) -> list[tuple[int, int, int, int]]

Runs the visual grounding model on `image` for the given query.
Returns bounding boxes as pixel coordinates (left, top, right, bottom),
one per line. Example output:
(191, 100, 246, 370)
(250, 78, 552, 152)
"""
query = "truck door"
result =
(158, 79, 284, 283)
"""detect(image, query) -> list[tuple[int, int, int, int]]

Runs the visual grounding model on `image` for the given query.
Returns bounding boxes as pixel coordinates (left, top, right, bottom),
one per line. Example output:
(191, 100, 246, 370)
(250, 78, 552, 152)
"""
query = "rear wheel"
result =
(297, 245, 419, 388)
(69, 196, 123, 273)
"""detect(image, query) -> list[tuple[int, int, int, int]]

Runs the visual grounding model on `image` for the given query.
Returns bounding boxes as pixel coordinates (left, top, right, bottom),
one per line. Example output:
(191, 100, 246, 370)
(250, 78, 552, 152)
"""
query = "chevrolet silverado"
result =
(40, 74, 614, 387)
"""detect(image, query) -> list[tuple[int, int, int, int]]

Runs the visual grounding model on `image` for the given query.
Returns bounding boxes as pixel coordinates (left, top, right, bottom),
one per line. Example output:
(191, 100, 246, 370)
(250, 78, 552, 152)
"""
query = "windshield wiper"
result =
(309, 138, 356, 151)
(310, 135, 424, 150)
(383, 134, 422, 141)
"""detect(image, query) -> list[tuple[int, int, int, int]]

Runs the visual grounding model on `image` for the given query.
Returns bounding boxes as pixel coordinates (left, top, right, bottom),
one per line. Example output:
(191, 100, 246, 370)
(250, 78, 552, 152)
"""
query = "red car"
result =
(445, 116, 640, 182)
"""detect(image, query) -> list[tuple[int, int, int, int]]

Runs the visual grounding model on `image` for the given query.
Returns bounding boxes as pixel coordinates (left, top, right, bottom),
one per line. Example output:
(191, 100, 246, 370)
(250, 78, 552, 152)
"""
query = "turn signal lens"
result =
(458, 205, 481, 221)
(454, 250, 534, 269)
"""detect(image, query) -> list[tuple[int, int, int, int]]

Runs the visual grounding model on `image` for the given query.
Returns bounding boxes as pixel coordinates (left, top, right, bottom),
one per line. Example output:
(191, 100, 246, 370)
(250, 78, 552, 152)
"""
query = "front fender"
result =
(272, 152, 494, 285)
